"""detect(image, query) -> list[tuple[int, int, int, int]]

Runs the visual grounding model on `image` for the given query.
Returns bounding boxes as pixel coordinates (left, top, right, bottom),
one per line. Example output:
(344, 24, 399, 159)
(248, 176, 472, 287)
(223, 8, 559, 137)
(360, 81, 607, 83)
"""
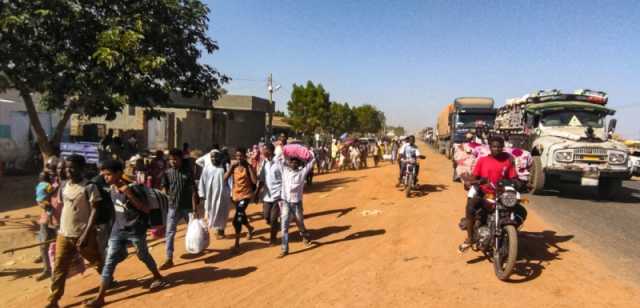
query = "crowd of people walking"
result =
(28, 130, 411, 307)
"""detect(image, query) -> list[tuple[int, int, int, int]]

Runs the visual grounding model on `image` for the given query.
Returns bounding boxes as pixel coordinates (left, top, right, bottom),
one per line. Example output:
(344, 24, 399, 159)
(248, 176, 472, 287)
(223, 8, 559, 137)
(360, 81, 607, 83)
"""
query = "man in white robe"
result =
(197, 150, 231, 239)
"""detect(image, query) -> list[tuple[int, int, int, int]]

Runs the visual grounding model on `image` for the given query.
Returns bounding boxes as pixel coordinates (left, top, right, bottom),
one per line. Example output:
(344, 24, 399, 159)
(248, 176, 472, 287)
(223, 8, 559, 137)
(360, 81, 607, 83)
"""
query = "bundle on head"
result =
(283, 143, 312, 162)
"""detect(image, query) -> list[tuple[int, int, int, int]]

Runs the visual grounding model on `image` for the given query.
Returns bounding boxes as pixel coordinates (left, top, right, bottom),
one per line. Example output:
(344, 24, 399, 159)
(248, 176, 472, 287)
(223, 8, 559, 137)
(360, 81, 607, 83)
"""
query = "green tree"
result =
(353, 104, 384, 134)
(273, 110, 286, 117)
(387, 126, 406, 136)
(0, 0, 227, 162)
(287, 81, 331, 136)
(328, 102, 355, 135)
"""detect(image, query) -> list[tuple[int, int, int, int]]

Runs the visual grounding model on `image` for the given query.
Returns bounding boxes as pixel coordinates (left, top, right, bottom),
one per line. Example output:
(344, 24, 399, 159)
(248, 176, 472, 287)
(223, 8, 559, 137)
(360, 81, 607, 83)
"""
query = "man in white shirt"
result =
(398, 135, 422, 185)
(256, 143, 282, 246)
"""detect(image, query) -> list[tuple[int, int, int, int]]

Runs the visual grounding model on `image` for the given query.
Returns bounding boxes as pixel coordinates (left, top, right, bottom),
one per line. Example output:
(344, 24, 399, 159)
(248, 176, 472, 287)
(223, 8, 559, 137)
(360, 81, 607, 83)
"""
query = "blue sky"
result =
(205, 0, 640, 138)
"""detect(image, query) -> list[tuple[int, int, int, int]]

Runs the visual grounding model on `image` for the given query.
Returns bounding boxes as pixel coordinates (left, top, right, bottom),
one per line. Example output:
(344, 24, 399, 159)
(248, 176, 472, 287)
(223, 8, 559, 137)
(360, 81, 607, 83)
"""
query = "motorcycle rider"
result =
(459, 135, 518, 253)
(397, 135, 421, 186)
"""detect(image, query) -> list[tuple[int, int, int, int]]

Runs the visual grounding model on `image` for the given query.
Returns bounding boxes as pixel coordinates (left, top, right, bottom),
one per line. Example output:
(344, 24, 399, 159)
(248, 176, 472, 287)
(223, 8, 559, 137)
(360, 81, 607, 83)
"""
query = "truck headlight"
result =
(608, 151, 627, 165)
(554, 150, 574, 163)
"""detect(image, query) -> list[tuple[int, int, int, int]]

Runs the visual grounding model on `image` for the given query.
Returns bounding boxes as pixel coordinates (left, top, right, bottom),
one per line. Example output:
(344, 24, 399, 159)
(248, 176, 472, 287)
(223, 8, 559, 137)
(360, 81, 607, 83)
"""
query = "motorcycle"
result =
(401, 155, 425, 198)
(461, 179, 527, 280)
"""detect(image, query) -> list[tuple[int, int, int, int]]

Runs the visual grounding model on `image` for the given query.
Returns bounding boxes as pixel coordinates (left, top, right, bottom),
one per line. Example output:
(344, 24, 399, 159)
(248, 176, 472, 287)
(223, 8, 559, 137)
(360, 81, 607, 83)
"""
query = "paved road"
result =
(528, 180, 640, 283)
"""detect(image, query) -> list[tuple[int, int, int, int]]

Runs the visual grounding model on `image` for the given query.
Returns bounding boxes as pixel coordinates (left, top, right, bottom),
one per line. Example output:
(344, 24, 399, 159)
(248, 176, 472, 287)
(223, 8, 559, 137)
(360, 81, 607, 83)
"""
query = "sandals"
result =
(247, 226, 255, 240)
(149, 279, 169, 290)
(83, 298, 104, 308)
(458, 242, 472, 254)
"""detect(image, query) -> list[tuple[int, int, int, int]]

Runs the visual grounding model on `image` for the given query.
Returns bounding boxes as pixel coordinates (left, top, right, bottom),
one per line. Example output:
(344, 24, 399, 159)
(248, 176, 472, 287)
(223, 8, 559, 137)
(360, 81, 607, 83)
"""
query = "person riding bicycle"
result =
(397, 135, 421, 186)
(458, 135, 518, 253)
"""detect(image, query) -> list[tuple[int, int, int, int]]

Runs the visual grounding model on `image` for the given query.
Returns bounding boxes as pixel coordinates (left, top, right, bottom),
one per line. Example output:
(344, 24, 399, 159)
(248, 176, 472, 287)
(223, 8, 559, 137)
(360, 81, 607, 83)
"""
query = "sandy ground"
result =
(1, 144, 638, 307)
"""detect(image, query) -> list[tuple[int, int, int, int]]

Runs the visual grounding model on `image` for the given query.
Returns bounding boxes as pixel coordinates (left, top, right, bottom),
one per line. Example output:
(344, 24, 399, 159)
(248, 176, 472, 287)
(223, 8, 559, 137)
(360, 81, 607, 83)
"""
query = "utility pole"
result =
(267, 73, 273, 142)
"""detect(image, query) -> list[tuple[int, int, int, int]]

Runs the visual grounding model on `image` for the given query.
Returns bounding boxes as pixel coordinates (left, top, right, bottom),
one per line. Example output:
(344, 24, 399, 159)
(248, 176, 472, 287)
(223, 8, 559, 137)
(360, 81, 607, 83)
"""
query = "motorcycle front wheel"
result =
(405, 173, 414, 198)
(493, 225, 518, 281)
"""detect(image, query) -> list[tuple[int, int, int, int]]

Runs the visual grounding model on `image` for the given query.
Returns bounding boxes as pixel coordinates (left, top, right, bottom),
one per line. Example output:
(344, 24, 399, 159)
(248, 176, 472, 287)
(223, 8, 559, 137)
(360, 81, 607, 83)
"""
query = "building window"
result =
(129, 105, 136, 116)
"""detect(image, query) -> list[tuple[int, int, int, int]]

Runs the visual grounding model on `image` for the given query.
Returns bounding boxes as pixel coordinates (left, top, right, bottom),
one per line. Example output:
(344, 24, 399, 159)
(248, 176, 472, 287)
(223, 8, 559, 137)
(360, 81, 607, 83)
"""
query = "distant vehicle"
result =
(495, 89, 630, 199)
(422, 127, 435, 144)
(629, 150, 640, 177)
(436, 97, 496, 159)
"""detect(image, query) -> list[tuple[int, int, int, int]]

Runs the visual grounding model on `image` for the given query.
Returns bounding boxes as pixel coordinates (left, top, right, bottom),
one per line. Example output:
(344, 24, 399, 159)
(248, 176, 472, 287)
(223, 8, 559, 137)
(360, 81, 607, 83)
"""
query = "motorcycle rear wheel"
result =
(493, 225, 518, 281)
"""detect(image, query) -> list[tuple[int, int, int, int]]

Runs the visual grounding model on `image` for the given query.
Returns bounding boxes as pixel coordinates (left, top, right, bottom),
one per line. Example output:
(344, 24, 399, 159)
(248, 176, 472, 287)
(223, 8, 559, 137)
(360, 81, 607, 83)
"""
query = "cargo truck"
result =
(495, 89, 630, 199)
(436, 97, 496, 159)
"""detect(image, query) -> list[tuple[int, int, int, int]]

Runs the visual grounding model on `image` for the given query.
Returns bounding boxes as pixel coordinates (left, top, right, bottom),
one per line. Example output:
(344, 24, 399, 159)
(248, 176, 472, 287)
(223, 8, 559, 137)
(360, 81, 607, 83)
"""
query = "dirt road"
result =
(2, 144, 639, 307)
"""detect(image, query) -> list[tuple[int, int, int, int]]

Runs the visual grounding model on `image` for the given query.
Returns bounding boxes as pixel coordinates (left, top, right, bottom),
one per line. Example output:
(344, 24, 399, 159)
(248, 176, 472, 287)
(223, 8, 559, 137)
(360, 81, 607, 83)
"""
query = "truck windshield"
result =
(456, 114, 495, 128)
(540, 110, 604, 128)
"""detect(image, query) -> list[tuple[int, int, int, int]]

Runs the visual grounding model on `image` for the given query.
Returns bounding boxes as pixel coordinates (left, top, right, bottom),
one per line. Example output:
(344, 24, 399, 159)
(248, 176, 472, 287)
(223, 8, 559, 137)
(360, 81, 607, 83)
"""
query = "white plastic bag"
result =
(185, 213, 210, 254)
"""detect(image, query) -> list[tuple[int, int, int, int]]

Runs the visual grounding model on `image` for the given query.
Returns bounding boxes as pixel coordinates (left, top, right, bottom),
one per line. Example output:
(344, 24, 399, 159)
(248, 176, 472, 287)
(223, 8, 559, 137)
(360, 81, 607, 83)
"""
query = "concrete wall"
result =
(72, 106, 213, 151)
(224, 110, 266, 149)
(0, 100, 69, 168)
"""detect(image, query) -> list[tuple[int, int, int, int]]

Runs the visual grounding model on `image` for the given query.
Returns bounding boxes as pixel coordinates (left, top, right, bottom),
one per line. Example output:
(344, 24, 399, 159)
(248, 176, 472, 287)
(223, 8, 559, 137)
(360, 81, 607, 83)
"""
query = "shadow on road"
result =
(71, 266, 257, 307)
(306, 177, 360, 193)
(540, 181, 640, 204)
(411, 184, 448, 197)
(304, 207, 356, 219)
(508, 230, 574, 283)
(250, 207, 356, 239)
(0, 267, 41, 280)
(0, 217, 40, 232)
(288, 229, 386, 256)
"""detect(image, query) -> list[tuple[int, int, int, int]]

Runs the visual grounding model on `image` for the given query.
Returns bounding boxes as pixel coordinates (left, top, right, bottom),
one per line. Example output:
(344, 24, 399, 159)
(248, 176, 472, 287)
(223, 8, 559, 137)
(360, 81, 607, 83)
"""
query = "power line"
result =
(229, 78, 266, 82)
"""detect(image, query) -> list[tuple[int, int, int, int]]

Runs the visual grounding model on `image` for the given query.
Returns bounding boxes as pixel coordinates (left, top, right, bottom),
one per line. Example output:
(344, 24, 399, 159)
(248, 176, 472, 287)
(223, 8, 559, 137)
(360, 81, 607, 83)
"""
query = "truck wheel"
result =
(529, 156, 545, 195)
(598, 179, 621, 200)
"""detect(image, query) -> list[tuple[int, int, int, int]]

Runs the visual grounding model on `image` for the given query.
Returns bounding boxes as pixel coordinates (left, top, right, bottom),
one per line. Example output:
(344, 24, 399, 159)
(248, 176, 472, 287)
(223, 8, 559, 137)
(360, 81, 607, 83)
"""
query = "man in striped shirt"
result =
(159, 149, 195, 269)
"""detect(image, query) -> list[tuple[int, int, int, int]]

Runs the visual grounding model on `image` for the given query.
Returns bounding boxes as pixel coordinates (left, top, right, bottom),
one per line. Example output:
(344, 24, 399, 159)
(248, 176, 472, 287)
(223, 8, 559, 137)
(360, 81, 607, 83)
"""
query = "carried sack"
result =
(185, 213, 209, 254)
(124, 184, 151, 229)
(283, 144, 312, 162)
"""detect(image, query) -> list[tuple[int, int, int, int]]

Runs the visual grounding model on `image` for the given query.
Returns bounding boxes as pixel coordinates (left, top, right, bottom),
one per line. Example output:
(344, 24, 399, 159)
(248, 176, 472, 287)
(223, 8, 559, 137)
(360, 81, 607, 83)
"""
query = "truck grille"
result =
(574, 147, 608, 163)
(574, 147, 607, 155)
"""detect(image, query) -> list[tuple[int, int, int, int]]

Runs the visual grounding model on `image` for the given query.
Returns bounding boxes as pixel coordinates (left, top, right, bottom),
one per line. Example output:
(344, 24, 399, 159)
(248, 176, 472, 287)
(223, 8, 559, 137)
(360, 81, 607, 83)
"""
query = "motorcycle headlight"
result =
(554, 150, 574, 163)
(608, 151, 627, 165)
(500, 191, 518, 208)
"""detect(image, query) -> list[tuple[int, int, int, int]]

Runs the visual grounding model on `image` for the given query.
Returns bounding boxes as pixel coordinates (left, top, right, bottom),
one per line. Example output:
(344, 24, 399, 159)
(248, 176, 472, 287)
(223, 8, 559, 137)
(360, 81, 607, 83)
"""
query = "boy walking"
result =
(84, 160, 166, 307)
(279, 155, 315, 258)
(225, 148, 257, 250)
(47, 155, 104, 308)
(160, 149, 196, 269)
